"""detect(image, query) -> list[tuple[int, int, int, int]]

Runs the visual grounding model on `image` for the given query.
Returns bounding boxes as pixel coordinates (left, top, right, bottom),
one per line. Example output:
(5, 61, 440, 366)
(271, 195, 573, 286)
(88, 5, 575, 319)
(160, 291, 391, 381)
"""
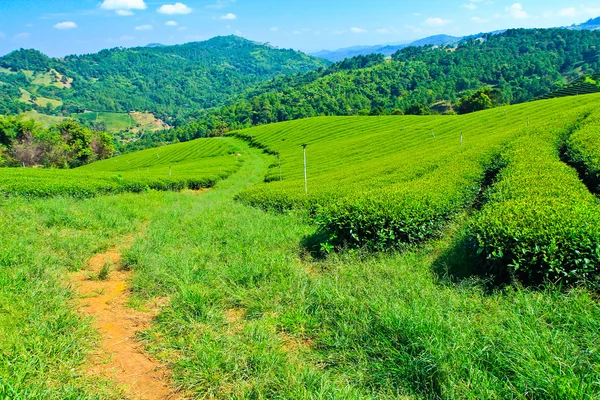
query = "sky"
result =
(0, 0, 599, 57)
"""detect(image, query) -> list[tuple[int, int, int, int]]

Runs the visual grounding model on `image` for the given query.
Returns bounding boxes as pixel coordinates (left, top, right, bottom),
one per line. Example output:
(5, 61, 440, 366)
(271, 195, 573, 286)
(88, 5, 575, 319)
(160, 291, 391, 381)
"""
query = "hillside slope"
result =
(151, 28, 600, 146)
(0, 36, 329, 122)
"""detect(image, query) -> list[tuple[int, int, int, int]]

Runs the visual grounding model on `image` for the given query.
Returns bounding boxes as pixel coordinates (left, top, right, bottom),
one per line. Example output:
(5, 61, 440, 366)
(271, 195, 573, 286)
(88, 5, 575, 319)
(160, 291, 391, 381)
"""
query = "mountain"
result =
(138, 27, 600, 150)
(310, 34, 462, 62)
(0, 36, 329, 123)
(311, 16, 600, 63)
(571, 17, 600, 30)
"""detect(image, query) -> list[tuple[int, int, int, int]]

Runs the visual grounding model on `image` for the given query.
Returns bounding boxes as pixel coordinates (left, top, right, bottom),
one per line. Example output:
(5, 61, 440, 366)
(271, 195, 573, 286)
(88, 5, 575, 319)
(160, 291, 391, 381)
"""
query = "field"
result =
(76, 111, 135, 131)
(74, 111, 170, 134)
(21, 110, 66, 127)
(1, 94, 600, 398)
(0, 137, 241, 198)
(19, 87, 63, 108)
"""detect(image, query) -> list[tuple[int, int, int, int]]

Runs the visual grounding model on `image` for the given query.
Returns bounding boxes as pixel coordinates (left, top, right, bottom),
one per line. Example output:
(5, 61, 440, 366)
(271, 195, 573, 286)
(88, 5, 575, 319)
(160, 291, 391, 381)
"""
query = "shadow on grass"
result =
(431, 228, 506, 293)
(300, 229, 331, 260)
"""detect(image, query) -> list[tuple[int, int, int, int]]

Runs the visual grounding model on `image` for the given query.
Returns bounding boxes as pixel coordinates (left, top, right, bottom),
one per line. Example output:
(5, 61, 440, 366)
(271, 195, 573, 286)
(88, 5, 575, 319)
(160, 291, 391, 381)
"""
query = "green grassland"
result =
(21, 110, 67, 127)
(1, 94, 600, 398)
(75, 111, 135, 131)
(19, 88, 63, 108)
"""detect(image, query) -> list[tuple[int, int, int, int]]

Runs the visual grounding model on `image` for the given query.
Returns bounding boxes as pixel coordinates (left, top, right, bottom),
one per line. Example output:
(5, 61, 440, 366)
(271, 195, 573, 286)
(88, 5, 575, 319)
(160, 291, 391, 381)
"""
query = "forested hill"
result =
(168, 28, 600, 135)
(0, 36, 329, 124)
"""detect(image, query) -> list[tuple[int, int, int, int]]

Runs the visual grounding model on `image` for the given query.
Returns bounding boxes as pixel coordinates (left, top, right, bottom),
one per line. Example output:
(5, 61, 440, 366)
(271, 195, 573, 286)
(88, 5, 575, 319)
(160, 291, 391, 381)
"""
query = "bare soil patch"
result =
(70, 237, 181, 400)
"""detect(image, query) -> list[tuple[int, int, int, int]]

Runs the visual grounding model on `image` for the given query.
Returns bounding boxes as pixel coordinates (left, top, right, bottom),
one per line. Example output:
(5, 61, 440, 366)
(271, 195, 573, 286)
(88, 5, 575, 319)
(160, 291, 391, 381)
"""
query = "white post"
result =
(460, 133, 463, 147)
(279, 155, 282, 181)
(302, 144, 308, 194)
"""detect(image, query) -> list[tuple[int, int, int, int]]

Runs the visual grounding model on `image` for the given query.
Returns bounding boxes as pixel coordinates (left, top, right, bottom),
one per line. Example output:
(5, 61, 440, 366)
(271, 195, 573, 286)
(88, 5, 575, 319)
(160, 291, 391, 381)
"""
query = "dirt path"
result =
(70, 236, 181, 400)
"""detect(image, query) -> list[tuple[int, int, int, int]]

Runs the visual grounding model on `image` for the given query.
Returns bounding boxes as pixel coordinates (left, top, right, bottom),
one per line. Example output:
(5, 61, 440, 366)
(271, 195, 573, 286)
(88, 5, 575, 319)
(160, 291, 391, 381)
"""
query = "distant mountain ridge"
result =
(311, 17, 600, 62)
(310, 34, 461, 62)
(571, 17, 600, 30)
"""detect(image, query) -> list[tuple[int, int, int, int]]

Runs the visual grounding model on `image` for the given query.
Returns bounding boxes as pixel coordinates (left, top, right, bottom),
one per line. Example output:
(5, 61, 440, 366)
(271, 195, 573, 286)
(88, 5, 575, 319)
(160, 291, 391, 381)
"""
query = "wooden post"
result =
(302, 144, 308, 194)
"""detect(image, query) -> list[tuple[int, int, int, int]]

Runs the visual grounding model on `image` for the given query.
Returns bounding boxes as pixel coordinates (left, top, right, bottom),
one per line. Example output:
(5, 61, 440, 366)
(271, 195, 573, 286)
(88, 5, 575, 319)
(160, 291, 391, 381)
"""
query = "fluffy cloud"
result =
(158, 3, 192, 15)
(101, 0, 147, 10)
(115, 10, 134, 16)
(506, 3, 528, 19)
(54, 21, 77, 30)
(557, 7, 578, 17)
(350, 27, 367, 33)
(165, 20, 178, 26)
(471, 16, 489, 23)
(424, 17, 452, 26)
(461, 3, 477, 10)
(219, 13, 237, 20)
(15, 33, 31, 39)
(135, 24, 153, 30)
(270, 27, 279, 31)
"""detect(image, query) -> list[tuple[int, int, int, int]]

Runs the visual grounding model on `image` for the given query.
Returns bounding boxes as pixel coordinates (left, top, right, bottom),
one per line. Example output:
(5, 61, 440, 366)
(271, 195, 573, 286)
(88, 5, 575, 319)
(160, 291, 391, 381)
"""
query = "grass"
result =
(18, 88, 63, 108)
(75, 112, 134, 131)
(21, 110, 67, 128)
(1, 96, 600, 398)
(73, 111, 169, 133)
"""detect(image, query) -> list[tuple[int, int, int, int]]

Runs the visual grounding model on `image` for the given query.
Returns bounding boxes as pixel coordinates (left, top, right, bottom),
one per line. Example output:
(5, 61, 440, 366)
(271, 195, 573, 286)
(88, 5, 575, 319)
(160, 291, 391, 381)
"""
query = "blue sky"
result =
(0, 0, 598, 57)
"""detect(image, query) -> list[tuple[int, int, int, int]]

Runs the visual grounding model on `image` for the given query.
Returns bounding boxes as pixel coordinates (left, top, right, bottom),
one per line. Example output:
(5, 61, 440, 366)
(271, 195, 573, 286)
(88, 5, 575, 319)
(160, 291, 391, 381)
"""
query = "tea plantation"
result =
(0, 137, 241, 198)
(2, 94, 600, 399)
(233, 93, 600, 284)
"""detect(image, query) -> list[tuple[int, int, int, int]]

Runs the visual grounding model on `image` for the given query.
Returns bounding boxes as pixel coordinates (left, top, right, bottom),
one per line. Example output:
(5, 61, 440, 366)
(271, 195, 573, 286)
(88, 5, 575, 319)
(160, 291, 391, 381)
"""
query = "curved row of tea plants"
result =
(234, 94, 600, 251)
(566, 108, 600, 194)
(472, 113, 600, 285)
(0, 138, 241, 198)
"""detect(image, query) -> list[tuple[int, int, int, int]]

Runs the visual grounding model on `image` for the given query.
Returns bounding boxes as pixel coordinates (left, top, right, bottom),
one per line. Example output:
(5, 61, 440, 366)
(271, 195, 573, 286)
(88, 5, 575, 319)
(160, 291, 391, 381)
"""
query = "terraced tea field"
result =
(234, 93, 600, 281)
(0, 137, 241, 198)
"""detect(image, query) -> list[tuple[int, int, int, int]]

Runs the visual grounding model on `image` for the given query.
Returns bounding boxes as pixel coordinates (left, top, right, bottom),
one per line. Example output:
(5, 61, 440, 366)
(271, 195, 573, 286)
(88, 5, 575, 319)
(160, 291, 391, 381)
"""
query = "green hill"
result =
(0, 36, 329, 122)
(169, 28, 600, 139)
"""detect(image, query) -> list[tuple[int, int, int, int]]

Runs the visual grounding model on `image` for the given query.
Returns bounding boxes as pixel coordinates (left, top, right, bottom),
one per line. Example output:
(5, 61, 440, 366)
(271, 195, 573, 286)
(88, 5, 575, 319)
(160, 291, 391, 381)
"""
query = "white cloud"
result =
(424, 17, 452, 26)
(461, 3, 477, 10)
(506, 3, 528, 19)
(584, 7, 600, 16)
(120, 35, 135, 40)
(376, 28, 390, 33)
(220, 13, 236, 20)
(206, 0, 237, 9)
(135, 24, 153, 30)
(405, 24, 423, 33)
(225, 24, 231, 28)
(165, 20, 178, 26)
(54, 21, 77, 30)
(14, 32, 31, 39)
(471, 16, 489, 23)
(158, 3, 192, 15)
(115, 9, 134, 16)
(178, 26, 188, 31)
(235, 29, 242, 35)
(270, 27, 279, 31)
(557, 7, 578, 17)
(101, 0, 147, 10)
(350, 27, 367, 33)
